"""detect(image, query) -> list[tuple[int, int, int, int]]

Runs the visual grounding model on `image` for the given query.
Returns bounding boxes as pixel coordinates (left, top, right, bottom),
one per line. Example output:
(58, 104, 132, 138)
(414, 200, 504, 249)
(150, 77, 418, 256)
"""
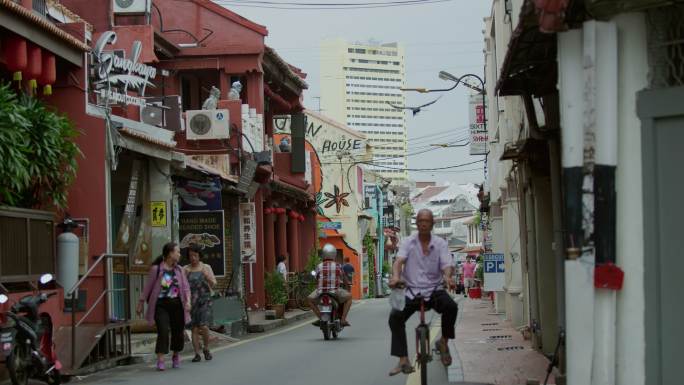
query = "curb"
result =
(247, 311, 315, 333)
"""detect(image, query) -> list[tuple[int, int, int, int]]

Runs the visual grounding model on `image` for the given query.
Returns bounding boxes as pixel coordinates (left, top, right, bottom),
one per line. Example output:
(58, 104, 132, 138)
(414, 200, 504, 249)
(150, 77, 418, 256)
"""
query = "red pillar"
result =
(264, 211, 275, 273)
(246, 190, 265, 309)
(276, 212, 288, 261)
(246, 71, 264, 113)
(288, 217, 299, 273)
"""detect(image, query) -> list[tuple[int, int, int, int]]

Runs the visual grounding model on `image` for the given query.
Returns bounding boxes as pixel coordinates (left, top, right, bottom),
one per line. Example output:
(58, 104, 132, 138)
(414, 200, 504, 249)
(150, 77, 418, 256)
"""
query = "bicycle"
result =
(286, 272, 312, 311)
(394, 283, 445, 385)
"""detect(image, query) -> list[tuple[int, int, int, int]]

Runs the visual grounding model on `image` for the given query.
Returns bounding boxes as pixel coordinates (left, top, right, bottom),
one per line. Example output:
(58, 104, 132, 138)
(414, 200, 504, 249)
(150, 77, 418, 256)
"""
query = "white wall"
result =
(614, 12, 648, 385)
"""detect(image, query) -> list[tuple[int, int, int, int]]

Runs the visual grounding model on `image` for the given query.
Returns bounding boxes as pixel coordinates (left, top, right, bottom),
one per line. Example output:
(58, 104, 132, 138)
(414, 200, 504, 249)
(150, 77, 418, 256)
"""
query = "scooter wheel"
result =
(322, 324, 331, 340)
(7, 344, 30, 385)
(332, 330, 338, 340)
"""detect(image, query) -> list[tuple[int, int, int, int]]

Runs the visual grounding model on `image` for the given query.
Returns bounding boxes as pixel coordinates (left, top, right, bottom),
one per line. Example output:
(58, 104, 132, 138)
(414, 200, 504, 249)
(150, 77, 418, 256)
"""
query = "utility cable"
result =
(214, 0, 453, 9)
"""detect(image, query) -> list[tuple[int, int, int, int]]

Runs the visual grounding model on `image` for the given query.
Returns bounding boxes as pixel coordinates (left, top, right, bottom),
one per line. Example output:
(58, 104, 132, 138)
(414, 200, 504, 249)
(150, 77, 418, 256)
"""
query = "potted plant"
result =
(265, 271, 288, 318)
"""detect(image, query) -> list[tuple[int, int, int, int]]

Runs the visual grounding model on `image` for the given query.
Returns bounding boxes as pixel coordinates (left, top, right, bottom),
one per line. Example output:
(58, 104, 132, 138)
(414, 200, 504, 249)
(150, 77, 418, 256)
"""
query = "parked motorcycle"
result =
(0, 274, 62, 385)
(316, 293, 343, 341)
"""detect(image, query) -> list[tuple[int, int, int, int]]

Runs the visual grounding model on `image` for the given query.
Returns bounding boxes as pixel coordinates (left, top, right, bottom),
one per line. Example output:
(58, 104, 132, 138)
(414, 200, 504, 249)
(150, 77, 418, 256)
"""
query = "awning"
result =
(0, 0, 89, 67)
(270, 180, 313, 202)
(185, 157, 239, 184)
(495, 0, 558, 98)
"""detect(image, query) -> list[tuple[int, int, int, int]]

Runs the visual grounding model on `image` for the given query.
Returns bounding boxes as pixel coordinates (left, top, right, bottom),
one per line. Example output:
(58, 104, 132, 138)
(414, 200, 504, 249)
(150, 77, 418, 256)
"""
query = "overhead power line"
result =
(363, 158, 484, 171)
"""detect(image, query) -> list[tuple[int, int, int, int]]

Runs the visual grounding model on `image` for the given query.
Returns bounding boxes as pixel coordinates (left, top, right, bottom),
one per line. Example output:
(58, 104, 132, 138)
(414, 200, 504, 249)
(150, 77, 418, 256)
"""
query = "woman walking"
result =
(183, 245, 217, 362)
(137, 242, 191, 371)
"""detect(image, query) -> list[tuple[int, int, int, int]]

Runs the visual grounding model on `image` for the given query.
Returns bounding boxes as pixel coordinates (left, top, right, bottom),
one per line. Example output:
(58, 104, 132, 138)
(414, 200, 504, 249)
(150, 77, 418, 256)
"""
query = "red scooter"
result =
(0, 274, 62, 385)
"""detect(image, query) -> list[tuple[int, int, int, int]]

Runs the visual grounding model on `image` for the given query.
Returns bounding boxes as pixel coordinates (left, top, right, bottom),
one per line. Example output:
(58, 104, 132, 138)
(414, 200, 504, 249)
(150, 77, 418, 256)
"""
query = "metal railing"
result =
(66, 253, 129, 370)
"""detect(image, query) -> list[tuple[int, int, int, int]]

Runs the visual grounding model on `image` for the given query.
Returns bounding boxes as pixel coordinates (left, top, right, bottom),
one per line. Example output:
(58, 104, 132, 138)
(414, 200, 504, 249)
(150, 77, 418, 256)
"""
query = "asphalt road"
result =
(73, 299, 452, 385)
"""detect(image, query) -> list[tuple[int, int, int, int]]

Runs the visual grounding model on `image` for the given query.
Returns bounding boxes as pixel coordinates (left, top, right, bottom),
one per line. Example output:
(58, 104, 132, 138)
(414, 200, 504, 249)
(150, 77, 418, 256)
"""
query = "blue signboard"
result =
(484, 253, 505, 273)
(319, 221, 342, 230)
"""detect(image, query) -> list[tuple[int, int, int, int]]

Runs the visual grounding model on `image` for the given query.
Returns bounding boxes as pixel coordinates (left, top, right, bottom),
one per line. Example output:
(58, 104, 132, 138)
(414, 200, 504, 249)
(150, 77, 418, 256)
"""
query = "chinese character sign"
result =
(240, 202, 257, 263)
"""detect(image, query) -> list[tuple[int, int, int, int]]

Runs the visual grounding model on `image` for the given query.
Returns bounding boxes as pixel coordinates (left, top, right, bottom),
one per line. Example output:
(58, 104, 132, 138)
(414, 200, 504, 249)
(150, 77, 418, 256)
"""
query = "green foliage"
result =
(364, 233, 375, 298)
(0, 83, 81, 209)
(400, 202, 413, 217)
(304, 246, 321, 293)
(264, 271, 288, 305)
(475, 254, 484, 282)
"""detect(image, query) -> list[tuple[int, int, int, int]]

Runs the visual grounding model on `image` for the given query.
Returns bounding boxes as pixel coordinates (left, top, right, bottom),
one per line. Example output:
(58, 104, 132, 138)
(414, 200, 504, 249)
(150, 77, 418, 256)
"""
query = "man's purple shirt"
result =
(396, 233, 451, 299)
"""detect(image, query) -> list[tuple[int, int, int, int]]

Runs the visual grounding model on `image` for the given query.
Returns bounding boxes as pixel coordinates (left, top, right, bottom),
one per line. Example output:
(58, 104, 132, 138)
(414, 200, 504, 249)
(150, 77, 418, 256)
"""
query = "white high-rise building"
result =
(320, 39, 408, 181)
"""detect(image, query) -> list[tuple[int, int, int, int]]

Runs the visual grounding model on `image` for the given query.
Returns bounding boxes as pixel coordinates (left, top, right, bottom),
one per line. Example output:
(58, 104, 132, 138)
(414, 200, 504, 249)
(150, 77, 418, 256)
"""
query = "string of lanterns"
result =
(3, 35, 57, 95)
(263, 207, 306, 222)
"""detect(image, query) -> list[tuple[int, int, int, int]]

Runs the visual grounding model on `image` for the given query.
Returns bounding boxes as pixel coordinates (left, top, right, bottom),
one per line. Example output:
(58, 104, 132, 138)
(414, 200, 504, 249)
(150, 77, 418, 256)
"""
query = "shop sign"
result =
(319, 221, 342, 230)
(483, 253, 505, 291)
(469, 94, 488, 155)
(363, 184, 388, 209)
(179, 210, 226, 276)
(91, 31, 158, 107)
(176, 177, 222, 211)
(150, 201, 167, 227)
(240, 202, 257, 263)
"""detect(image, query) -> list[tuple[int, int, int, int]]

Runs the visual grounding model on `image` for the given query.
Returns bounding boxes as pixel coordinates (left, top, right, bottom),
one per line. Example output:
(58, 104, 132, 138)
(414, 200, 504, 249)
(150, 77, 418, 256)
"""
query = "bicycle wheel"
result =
(416, 326, 430, 385)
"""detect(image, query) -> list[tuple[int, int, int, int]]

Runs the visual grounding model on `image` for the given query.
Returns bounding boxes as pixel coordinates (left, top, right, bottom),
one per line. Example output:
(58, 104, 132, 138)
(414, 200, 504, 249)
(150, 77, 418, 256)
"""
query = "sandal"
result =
(203, 349, 213, 361)
(388, 363, 415, 376)
(435, 340, 452, 366)
(192, 354, 201, 363)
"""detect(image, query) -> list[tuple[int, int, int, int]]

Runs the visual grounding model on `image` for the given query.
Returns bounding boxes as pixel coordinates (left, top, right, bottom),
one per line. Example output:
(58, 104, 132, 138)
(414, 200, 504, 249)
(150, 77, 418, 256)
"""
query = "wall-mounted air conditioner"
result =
(113, 0, 150, 15)
(185, 110, 230, 140)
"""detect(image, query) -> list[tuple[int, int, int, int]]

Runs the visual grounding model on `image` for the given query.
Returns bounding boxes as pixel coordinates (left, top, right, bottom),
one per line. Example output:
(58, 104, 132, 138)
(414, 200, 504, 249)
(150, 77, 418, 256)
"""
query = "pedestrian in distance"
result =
(137, 242, 192, 371)
(388, 209, 458, 376)
(276, 255, 288, 280)
(342, 257, 355, 291)
(183, 244, 217, 363)
(462, 256, 477, 297)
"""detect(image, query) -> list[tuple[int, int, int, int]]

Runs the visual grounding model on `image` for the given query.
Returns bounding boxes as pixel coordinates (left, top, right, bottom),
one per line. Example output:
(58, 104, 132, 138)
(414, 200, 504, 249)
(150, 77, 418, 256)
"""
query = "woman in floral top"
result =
(137, 242, 191, 371)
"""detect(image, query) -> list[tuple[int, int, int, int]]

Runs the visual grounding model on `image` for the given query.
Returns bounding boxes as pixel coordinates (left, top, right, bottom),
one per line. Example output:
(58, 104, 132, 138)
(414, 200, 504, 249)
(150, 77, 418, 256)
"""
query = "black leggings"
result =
(155, 298, 185, 354)
(388, 290, 458, 357)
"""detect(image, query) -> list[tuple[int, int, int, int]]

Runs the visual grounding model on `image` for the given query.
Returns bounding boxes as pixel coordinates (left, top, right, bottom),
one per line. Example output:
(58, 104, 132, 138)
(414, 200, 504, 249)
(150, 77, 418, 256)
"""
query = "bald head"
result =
(416, 209, 435, 236)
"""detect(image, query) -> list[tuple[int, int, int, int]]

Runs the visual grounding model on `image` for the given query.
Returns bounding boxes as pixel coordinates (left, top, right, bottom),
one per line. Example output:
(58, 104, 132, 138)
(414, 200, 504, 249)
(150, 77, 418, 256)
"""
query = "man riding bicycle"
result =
(308, 243, 352, 327)
(388, 209, 458, 376)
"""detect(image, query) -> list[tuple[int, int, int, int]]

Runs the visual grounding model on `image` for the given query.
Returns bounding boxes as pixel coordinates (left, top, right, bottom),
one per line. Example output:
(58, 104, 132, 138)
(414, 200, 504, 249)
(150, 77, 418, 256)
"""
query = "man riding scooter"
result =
(308, 244, 352, 327)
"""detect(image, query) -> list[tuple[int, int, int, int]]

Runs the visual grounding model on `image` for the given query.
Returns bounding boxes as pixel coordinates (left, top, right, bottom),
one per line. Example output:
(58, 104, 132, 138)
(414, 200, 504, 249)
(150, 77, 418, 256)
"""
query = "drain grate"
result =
(488, 335, 512, 340)
(497, 346, 525, 351)
(481, 322, 498, 326)
(482, 328, 502, 331)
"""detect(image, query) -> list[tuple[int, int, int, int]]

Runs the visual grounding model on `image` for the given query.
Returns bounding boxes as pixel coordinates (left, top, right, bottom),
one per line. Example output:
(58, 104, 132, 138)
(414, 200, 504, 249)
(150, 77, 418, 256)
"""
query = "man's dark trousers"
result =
(388, 290, 458, 357)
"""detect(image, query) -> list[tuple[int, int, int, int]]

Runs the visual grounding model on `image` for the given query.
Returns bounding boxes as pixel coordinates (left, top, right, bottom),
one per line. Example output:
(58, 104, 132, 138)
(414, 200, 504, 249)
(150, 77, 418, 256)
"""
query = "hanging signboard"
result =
(240, 202, 257, 263)
(469, 94, 488, 155)
(91, 31, 158, 107)
(483, 253, 505, 291)
(179, 211, 226, 277)
(363, 184, 388, 209)
(176, 177, 222, 211)
(319, 221, 342, 230)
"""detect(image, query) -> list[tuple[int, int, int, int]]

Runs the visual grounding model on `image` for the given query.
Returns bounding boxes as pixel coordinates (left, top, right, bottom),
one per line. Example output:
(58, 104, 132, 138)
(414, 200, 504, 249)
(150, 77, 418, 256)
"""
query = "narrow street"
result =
(73, 300, 453, 385)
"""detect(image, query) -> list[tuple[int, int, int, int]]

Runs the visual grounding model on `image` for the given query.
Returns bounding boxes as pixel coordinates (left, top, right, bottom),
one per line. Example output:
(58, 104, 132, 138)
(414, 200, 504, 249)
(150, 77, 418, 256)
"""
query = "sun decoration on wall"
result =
(324, 185, 350, 214)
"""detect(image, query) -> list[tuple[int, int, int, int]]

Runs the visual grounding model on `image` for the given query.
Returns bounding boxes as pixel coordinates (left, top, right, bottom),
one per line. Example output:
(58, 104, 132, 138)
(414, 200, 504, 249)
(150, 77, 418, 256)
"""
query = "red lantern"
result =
(278, 208, 286, 214)
(39, 52, 56, 96)
(3, 36, 28, 81)
(26, 44, 42, 92)
(264, 208, 271, 215)
(298, 214, 305, 222)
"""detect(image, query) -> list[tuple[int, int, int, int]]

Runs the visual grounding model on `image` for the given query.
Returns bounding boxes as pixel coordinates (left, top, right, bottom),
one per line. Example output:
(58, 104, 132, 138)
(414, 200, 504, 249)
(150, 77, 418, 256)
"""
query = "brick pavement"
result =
(448, 297, 557, 385)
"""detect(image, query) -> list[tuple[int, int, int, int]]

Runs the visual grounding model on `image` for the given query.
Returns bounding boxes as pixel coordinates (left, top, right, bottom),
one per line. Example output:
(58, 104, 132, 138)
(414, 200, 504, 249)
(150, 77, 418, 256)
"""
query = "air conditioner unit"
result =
(185, 110, 230, 140)
(141, 96, 182, 131)
(113, 0, 150, 14)
(141, 101, 163, 127)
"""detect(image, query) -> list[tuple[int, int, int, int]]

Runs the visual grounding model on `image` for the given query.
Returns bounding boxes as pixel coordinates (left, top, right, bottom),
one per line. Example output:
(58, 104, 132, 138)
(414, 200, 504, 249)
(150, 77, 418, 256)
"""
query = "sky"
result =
(215, 0, 492, 185)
